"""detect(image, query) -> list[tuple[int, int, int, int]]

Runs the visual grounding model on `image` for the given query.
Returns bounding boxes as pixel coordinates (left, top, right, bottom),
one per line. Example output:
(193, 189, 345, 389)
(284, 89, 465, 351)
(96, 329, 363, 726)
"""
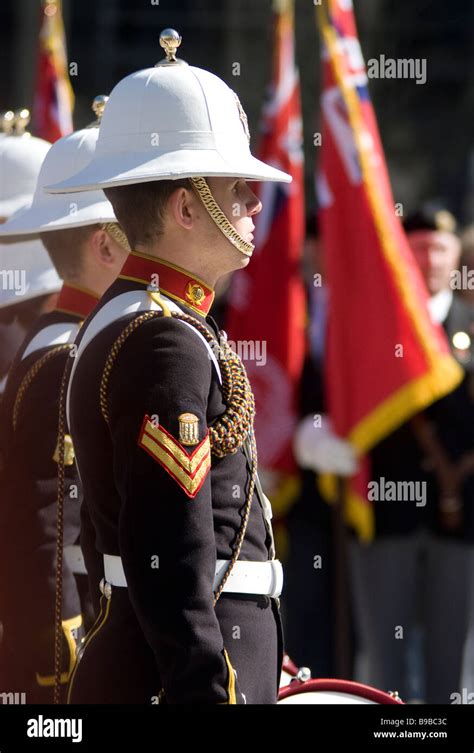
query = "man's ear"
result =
(169, 187, 195, 230)
(89, 228, 119, 267)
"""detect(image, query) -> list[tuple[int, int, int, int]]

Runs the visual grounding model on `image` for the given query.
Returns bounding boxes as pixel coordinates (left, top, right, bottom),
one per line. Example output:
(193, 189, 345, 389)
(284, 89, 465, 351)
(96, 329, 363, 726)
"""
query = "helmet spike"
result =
(86, 95, 109, 128)
(156, 28, 188, 67)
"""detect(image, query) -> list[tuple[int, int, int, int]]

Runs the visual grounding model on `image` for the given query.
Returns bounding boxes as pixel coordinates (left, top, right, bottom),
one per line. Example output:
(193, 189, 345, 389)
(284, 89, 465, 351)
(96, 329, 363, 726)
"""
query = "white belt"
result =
(64, 545, 87, 576)
(103, 554, 283, 599)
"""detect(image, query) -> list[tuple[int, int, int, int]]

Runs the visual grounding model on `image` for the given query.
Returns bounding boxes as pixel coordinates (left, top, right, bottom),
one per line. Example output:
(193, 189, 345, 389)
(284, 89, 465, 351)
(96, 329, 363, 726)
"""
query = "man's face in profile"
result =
(407, 229, 461, 295)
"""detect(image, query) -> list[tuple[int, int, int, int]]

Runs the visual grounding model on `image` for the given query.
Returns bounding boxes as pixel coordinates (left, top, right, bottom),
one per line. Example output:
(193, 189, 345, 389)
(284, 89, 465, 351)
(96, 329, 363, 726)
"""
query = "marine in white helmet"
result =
(0, 97, 129, 703)
(48, 29, 290, 705)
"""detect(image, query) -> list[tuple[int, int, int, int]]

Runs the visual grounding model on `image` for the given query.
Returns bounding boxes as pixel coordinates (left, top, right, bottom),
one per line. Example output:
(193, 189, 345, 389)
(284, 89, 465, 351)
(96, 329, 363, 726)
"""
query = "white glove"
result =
(293, 414, 358, 477)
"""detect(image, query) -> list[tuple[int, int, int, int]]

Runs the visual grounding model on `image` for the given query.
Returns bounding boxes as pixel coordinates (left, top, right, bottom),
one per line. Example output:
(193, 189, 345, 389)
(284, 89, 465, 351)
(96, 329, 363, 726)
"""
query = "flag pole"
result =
(332, 476, 351, 679)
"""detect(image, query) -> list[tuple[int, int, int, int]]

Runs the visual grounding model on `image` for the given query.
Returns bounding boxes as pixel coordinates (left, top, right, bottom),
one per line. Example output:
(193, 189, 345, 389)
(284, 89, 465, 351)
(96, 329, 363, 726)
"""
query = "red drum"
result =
(278, 677, 403, 705)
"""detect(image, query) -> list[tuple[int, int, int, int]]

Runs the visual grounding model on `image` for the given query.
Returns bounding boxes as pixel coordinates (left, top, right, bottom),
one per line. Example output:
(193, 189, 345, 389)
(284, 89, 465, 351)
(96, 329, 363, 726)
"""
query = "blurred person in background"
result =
(287, 201, 474, 703)
(348, 201, 474, 703)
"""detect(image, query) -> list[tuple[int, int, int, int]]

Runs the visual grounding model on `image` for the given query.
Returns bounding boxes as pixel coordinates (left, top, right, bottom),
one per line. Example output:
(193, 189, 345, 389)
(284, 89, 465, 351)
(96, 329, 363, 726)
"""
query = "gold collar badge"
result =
(185, 281, 205, 308)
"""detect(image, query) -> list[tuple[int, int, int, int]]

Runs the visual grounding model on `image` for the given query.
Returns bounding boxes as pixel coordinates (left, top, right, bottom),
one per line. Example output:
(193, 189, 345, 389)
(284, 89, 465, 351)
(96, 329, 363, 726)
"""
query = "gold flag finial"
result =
(1, 110, 15, 135)
(14, 108, 31, 136)
(44, 0, 59, 17)
(273, 0, 293, 12)
(86, 95, 109, 128)
(156, 28, 187, 67)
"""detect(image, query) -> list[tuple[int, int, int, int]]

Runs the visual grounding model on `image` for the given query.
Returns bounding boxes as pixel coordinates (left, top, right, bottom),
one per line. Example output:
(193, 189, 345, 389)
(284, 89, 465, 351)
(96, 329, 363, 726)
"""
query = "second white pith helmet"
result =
(0, 97, 122, 237)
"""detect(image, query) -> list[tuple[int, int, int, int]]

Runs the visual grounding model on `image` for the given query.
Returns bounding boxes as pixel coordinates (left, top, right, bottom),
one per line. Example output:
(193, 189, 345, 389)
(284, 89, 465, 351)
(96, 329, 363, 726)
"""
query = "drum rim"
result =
(278, 678, 403, 704)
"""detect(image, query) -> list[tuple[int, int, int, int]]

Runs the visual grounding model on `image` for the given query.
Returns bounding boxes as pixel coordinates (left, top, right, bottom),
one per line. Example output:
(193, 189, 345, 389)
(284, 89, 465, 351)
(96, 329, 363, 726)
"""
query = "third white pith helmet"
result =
(0, 109, 51, 218)
(0, 109, 60, 306)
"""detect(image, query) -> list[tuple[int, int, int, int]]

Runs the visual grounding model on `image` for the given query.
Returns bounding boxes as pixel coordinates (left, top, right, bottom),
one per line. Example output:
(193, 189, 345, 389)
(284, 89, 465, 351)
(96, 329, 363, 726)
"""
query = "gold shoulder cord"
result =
(9, 341, 76, 704)
(54, 350, 76, 703)
(8, 338, 78, 703)
(99, 308, 255, 455)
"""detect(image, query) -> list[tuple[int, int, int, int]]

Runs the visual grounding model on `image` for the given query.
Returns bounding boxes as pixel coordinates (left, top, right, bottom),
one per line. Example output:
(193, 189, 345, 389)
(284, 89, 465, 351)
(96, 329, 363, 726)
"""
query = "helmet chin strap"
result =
(100, 222, 130, 252)
(190, 177, 255, 257)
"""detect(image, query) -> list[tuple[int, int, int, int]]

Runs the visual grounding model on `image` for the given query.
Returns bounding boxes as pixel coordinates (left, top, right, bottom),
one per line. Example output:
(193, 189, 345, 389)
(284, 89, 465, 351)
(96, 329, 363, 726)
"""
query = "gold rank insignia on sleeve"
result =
(53, 434, 75, 466)
(138, 415, 211, 498)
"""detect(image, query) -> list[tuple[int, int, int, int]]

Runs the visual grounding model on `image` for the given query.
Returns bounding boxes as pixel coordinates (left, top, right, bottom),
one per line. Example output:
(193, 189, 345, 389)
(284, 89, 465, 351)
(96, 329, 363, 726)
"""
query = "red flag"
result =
(226, 0, 306, 477)
(32, 0, 74, 142)
(316, 0, 462, 541)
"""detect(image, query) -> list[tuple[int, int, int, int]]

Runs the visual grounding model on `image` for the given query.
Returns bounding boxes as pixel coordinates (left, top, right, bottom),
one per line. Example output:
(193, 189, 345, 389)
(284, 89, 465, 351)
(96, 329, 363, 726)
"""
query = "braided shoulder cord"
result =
(10, 343, 75, 701)
(99, 310, 255, 458)
(54, 350, 76, 703)
(7, 342, 75, 702)
(212, 429, 258, 605)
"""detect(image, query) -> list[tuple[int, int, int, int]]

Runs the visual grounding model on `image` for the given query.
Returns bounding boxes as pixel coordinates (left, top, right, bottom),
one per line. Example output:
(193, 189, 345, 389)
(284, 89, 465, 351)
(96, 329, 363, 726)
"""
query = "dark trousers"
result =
(349, 531, 472, 703)
(282, 509, 335, 676)
(0, 572, 89, 705)
(68, 588, 282, 705)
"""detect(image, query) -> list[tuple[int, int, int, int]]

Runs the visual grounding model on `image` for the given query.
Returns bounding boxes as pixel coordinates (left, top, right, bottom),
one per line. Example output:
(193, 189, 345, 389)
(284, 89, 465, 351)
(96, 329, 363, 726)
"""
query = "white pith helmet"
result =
(0, 97, 125, 238)
(0, 109, 51, 218)
(46, 32, 291, 193)
(45, 29, 292, 257)
(0, 237, 62, 308)
(0, 109, 61, 306)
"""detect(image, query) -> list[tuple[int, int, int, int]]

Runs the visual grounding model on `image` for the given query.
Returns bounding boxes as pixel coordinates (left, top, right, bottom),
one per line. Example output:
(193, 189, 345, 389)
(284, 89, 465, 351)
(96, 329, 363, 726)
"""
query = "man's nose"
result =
(248, 195, 262, 217)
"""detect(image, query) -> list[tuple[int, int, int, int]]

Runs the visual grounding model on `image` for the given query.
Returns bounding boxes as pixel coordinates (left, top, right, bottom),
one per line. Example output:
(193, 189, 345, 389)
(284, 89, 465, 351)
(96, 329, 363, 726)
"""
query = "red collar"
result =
(55, 283, 100, 319)
(119, 251, 215, 316)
